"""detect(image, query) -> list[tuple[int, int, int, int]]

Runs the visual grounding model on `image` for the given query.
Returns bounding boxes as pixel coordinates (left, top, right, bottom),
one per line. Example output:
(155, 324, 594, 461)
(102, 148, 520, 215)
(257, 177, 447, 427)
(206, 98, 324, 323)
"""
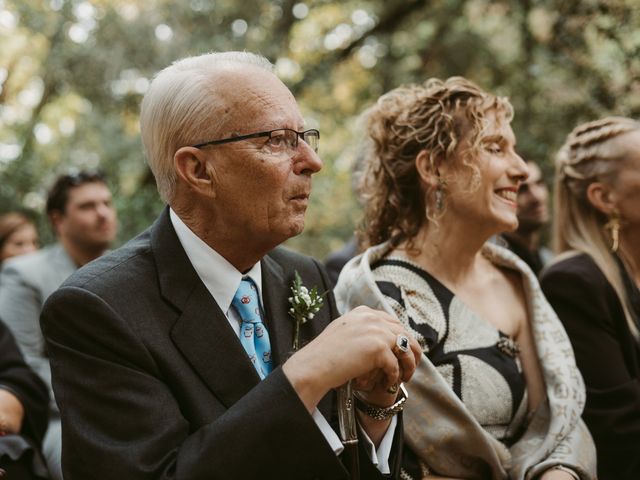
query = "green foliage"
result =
(1, 0, 638, 259)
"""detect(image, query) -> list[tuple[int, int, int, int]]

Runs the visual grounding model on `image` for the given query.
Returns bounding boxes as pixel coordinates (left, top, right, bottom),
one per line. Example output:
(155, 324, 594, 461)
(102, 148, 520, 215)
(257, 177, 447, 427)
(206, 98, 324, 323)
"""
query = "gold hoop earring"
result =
(605, 213, 621, 253)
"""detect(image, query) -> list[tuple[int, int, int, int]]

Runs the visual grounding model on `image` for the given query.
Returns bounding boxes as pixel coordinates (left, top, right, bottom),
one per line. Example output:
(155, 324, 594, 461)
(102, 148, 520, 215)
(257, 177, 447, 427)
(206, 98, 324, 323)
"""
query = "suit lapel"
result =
(261, 254, 327, 365)
(261, 255, 294, 366)
(261, 253, 337, 421)
(170, 283, 260, 408)
(151, 208, 260, 409)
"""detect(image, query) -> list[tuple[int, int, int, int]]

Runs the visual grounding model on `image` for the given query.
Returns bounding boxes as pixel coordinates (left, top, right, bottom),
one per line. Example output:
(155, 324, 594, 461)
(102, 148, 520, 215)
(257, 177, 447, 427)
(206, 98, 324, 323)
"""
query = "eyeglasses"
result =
(190, 128, 320, 153)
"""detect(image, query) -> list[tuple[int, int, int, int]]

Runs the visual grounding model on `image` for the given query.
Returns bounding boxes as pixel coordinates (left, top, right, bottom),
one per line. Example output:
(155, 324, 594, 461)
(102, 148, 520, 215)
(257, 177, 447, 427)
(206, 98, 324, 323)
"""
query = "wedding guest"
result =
(40, 51, 421, 479)
(324, 149, 367, 285)
(0, 213, 39, 265)
(335, 77, 596, 480)
(0, 170, 118, 480)
(324, 236, 358, 286)
(500, 161, 553, 276)
(0, 319, 49, 479)
(540, 116, 640, 480)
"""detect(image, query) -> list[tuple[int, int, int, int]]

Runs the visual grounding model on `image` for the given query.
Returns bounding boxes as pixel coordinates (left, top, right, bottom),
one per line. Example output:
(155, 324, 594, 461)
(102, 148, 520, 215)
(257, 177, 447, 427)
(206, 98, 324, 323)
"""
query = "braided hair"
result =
(553, 116, 640, 338)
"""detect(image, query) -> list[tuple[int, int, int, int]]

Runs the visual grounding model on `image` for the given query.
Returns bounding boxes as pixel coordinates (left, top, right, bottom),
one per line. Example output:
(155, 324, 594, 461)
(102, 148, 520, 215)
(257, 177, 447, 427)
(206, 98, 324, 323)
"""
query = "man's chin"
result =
(83, 237, 114, 252)
(517, 219, 546, 232)
(287, 220, 305, 238)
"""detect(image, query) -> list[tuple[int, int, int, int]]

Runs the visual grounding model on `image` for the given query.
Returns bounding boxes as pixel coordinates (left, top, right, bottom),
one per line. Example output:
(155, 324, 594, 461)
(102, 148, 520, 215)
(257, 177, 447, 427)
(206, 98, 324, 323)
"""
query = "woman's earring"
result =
(605, 212, 621, 252)
(435, 177, 447, 212)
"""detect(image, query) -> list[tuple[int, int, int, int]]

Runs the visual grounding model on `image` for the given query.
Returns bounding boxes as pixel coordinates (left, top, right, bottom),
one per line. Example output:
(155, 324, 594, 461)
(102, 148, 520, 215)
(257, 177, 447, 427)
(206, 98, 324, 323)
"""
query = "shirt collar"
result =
(169, 208, 263, 314)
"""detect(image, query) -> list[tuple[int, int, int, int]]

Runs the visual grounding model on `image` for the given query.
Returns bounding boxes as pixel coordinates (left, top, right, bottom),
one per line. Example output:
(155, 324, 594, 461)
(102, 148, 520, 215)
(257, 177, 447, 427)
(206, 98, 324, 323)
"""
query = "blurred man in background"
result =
(501, 161, 552, 276)
(0, 170, 117, 480)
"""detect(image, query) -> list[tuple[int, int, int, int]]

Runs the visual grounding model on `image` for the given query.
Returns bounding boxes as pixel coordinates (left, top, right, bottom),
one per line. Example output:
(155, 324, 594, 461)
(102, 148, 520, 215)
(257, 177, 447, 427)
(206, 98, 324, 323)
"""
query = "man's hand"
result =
(539, 468, 578, 480)
(282, 306, 421, 412)
(0, 388, 25, 434)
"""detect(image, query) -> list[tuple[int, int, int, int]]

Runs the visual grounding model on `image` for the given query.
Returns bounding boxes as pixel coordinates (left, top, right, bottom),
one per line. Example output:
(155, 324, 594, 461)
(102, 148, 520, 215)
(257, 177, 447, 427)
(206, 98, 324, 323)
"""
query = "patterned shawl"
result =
(335, 242, 596, 480)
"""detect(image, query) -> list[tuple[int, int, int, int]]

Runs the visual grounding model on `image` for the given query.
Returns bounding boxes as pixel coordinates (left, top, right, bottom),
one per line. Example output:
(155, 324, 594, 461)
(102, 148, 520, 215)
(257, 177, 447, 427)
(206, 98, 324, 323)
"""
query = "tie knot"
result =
(232, 277, 262, 323)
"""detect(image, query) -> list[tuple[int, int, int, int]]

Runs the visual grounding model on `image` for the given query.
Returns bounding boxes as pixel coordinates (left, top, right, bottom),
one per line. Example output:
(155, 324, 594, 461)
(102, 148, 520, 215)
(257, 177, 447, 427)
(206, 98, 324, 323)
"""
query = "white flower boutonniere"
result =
(288, 271, 325, 351)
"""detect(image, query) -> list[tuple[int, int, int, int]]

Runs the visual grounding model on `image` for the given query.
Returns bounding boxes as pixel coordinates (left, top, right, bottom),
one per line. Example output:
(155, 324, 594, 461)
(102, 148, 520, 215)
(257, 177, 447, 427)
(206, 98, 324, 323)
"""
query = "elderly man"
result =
(41, 52, 420, 479)
(0, 170, 117, 479)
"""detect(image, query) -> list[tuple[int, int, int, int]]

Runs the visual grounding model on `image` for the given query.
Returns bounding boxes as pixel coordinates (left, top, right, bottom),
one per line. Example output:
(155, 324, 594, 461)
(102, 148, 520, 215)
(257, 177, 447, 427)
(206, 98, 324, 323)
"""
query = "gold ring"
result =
(387, 383, 399, 394)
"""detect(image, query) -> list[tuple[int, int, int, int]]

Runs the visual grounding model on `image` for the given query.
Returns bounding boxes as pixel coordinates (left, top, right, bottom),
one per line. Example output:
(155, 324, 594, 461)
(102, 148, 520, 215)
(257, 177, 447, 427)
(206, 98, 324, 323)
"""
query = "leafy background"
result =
(1, 0, 638, 259)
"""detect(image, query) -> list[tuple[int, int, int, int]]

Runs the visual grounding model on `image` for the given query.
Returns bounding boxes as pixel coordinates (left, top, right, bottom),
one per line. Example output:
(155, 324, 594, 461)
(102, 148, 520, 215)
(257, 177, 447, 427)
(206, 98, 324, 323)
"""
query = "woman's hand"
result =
(0, 388, 24, 434)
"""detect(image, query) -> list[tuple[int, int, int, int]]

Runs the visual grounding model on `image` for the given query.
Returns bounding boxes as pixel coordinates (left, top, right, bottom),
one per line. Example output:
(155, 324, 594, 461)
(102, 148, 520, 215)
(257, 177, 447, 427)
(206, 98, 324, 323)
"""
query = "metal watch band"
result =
(353, 383, 408, 421)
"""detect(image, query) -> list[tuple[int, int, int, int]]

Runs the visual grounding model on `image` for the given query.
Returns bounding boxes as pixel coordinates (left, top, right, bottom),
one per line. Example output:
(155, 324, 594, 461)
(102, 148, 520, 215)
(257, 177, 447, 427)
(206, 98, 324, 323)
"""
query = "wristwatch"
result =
(353, 383, 408, 421)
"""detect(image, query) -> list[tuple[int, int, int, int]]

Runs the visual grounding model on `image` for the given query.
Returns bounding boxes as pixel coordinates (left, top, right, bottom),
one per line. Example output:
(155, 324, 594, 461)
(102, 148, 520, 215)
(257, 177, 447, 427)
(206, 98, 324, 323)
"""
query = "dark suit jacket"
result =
(541, 253, 640, 480)
(41, 209, 399, 480)
(0, 319, 49, 476)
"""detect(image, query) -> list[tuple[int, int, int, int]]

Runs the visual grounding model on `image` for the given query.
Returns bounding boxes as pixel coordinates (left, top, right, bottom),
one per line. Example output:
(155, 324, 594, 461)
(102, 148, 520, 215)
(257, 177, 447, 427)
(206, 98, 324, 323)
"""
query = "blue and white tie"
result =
(231, 277, 273, 379)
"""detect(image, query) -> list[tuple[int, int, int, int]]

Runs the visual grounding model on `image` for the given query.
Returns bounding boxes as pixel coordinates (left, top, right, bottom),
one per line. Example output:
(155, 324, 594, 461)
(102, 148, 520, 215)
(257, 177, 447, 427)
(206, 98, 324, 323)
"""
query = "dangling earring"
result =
(435, 177, 447, 212)
(605, 212, 621, 253)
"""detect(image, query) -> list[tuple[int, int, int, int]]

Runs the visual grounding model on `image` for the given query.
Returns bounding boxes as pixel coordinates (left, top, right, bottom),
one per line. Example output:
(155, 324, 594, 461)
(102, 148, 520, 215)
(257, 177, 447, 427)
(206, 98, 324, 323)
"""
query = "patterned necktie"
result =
(231, 277, 273, 379)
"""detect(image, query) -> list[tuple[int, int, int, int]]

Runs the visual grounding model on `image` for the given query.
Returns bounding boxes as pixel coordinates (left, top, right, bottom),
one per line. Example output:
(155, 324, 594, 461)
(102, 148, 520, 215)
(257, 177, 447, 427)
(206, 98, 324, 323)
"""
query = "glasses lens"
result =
(302, 130, 319, 153)
(284, 129, 298, 150)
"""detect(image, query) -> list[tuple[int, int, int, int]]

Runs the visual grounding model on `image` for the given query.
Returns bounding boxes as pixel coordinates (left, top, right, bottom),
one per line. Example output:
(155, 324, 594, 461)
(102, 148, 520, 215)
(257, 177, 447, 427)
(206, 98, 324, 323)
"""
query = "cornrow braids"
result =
(557, 116, 639, 183)
(552, 116, 640, 339)
(358, 76, 513, 250)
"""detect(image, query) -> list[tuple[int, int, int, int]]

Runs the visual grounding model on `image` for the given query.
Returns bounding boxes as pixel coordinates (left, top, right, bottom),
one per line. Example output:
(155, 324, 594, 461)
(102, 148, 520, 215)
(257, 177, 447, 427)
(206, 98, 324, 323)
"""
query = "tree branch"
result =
(290, 0, 429, 95)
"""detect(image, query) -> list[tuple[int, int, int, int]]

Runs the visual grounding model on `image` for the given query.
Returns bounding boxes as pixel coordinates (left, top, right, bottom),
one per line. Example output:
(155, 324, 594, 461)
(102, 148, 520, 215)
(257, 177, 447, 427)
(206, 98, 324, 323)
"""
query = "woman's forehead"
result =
(454, 107, 514, 144)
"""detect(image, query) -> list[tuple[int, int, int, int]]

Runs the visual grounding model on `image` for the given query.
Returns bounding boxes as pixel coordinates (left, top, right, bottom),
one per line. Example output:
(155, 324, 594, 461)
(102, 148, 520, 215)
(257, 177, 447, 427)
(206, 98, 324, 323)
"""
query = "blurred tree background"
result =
(1, 0, 639, 258)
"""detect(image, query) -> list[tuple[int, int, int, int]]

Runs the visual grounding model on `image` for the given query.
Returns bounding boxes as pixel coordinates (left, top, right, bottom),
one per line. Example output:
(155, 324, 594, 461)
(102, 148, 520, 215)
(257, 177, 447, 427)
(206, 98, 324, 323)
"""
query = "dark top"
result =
(500, 234, 551, 277)
(371, 257, 527, 480)
(0, 319, 49, 476)
(324, 237, 358, 286)
(541, 253, 640, 480)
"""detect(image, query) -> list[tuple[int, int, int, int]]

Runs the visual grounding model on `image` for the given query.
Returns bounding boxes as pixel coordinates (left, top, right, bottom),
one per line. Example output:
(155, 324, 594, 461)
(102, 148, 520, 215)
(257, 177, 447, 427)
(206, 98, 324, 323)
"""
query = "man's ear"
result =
(586, 181, 616, 216)
(415, 150, 438, 188)
(49, 211, 64, 235)
(174, 147, 217, 197)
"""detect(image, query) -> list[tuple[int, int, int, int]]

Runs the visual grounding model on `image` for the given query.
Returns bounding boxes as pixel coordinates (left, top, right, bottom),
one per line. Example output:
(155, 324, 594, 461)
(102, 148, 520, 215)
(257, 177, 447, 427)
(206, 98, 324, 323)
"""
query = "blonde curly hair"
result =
(358, 76, 513, 249)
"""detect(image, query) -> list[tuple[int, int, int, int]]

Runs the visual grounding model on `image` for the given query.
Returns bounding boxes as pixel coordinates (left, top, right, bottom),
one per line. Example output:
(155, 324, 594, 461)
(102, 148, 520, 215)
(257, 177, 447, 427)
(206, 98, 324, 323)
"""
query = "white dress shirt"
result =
(169, 209, 395, 473)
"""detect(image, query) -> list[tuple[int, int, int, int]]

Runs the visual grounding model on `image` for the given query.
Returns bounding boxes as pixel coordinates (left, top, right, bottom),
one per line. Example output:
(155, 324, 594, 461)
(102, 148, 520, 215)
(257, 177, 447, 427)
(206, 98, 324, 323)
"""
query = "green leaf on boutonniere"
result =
(288, 271, 326, 351)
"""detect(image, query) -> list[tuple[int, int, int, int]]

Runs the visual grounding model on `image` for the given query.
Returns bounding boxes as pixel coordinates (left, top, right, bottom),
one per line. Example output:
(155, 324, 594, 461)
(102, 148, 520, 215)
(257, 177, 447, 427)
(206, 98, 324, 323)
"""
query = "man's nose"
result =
(293, 141, 323, 175)
(96, 203, 114, 219)
(530, 182, 548, 202)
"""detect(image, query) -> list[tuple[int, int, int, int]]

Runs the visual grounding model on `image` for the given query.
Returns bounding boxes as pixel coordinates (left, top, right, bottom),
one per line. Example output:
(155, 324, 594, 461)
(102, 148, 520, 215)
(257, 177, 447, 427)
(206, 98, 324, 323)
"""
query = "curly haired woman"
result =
(335, 77, 596, 480)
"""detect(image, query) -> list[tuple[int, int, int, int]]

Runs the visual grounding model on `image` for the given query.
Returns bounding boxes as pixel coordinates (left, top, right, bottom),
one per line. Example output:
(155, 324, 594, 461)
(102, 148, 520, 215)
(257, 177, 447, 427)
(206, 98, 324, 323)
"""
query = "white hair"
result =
(140, 52, 273, 202)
